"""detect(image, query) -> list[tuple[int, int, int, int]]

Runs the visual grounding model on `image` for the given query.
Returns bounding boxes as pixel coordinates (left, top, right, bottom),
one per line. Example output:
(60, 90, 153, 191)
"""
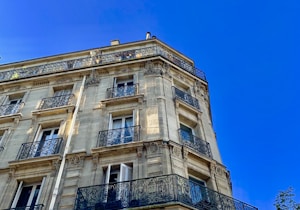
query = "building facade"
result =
(0, 34, 256, 210)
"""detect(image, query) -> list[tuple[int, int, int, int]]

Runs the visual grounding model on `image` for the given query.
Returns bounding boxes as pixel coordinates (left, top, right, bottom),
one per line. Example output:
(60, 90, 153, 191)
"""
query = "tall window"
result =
(189, 177, 208, 204)
(103, 163, 132, 204)
(113, 76, 134, 98)
(11, 178, 45, 209)
(108, 114, 134, 145)
(34, 127, 59, 157)
(1, 93, 24, 115)
(180, 124, 194, 143)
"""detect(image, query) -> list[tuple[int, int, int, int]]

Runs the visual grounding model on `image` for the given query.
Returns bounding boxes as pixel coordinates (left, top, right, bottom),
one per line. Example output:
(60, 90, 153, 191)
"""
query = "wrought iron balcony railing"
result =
(75, 174, 257, 210)
(16, 138, 63, 160)
(179, 129, 212, 159)
(0, 44, 206, 84)
(106, 84, 138, 99)
(5, 204, 44, 210)
(0, 102, 24, 116)
(97, 126, 140, 147)
(38, 94, 74, 110)
(173, 87, 200, 110)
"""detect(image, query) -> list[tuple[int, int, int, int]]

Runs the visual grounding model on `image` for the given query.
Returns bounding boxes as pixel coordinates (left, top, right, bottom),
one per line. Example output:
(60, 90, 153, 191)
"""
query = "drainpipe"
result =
(49, 75, 86, 210)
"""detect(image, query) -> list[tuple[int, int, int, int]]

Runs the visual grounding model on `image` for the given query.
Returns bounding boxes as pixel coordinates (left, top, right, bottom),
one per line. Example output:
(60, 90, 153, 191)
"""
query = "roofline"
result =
(0, 38, 195, 70)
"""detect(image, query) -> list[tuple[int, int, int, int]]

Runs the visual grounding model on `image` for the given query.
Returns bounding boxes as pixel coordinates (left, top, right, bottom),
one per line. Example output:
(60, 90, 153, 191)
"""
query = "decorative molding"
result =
(172, 146, 182, 158)
(137, 146, 143, 158)
(85, 70, 100, 87)
(144, 61, 163, 76)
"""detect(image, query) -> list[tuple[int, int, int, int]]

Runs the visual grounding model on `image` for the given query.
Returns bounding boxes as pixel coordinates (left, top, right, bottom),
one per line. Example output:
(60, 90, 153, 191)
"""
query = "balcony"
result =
(97, 126, 140, 147)
(0, 102, 24, 117)
(74, 174, 257, 210)
(38, 94, 74, 110)
(16, 138, 63, 160)
(0, 43, 206, 84)
(179, 129, 212, 159)
(5, 204, 44, 210)
(173, 87, 200, 110)
(106, 84, 138, 99)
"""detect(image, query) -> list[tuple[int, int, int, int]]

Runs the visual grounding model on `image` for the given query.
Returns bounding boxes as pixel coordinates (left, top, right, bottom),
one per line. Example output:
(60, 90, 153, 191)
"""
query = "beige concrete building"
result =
(0, 34, 256, 210)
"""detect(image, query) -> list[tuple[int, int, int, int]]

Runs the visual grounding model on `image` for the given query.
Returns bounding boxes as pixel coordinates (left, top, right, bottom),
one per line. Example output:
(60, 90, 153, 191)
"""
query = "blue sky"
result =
(1, 1, 300, 209)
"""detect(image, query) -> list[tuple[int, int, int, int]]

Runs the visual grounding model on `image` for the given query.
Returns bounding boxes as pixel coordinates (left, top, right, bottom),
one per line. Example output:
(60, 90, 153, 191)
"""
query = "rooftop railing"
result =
(0, 44, 206, 83)
(0, 102, 24, 116)
(97, 126, 140, 147)
(179, 129, 212, 159)
(16, 138, 63, 160)
(106, 84, 138, 99)
(75, 174, 257, 210)
(173, 86, 200, 110)
(38, 94, 74, 110)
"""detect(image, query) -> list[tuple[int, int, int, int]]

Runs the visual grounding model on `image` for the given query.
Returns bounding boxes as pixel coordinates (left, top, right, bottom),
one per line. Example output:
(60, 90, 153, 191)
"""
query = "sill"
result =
(32, 105, 75, 116)
(175, 99, 202, 115)
(9, 154, 62, 169)
(0, 113, 22, 123)
(99, 94, 144, 108)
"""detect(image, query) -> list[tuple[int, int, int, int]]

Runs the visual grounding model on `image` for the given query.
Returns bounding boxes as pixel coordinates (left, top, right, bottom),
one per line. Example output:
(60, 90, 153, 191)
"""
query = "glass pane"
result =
(30, 185, 41, 208)
(16, 186, 32, 207)
(180, 124, 193, 142)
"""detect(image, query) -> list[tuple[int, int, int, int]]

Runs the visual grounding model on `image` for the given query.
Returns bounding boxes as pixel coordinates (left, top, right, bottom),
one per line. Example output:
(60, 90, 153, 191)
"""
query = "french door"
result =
(34, 127, 59, 157)
(109, 116, 133, 145)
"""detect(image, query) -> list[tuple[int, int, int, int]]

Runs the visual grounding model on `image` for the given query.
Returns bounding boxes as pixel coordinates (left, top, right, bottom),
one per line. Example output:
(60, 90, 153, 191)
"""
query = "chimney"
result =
(110, 40, 120, 46)
(146, 32, 151, 40)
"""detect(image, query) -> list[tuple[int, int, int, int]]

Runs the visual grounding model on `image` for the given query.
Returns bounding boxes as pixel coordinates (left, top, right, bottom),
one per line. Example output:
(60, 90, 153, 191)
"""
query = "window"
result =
(40, 86, 73, 109)
(103, 163, 132, 204)
(1, 93, 24, 115)
(11, 178, 45, 209)
(113, 76, 134, 98)
(29, 126, 61, 158)
(34, 127, 59, 157)
(108, 113, 134, 145)
(180, 124, 194, 143)
(189, 177, 208, 204)
(52, 87, 73, 106)
(0, 130, 6, 151)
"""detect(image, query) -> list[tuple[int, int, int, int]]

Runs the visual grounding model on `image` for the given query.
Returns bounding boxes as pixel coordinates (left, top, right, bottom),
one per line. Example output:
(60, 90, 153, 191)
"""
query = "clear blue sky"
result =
(1, 1, 299, 209)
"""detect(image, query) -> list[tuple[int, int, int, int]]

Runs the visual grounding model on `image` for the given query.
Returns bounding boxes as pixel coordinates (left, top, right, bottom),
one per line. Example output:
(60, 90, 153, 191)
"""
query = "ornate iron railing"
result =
(173, 86, 200, 110)
(179, 129, 212, 159)
(97, 126, 140, 147)
(0, 44, 206, 83)
(0, 102, 24, 116)
(16, 138, 63, 160)
(106, 84, 138, 99)
(5, 204, 44, 210)
(38, 94, 74, 110)
(74, 174, 257, 210)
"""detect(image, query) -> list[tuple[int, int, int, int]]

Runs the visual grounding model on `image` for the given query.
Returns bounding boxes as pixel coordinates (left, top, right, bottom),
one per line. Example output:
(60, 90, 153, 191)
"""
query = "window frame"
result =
(11, 177, 45, 209)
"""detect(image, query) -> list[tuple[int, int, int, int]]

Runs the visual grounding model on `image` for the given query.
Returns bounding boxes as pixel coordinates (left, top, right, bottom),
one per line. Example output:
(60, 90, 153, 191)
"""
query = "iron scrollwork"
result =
(75, 174, 257, 210)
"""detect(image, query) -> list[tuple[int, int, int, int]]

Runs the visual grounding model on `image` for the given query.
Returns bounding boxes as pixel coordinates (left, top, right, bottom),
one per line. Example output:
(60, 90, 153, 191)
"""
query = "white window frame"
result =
(11, 177, 45, 209)
(31, 125, 61, 157)
(113, 75, 135, 97)
(104, 163, 133, 202)
(108, 112, 135, 145)
(3, 94, 23, 115)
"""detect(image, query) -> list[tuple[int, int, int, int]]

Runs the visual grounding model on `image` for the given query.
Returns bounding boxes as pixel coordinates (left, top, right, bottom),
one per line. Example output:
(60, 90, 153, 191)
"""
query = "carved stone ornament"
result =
(137, 146, 143, 158)
(162, 62, 172, 79)
(85, 70, 100, 87)
(172, 146, 182, 158)
(144, 61, 162, 76)
(69, 154, 84, 168)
